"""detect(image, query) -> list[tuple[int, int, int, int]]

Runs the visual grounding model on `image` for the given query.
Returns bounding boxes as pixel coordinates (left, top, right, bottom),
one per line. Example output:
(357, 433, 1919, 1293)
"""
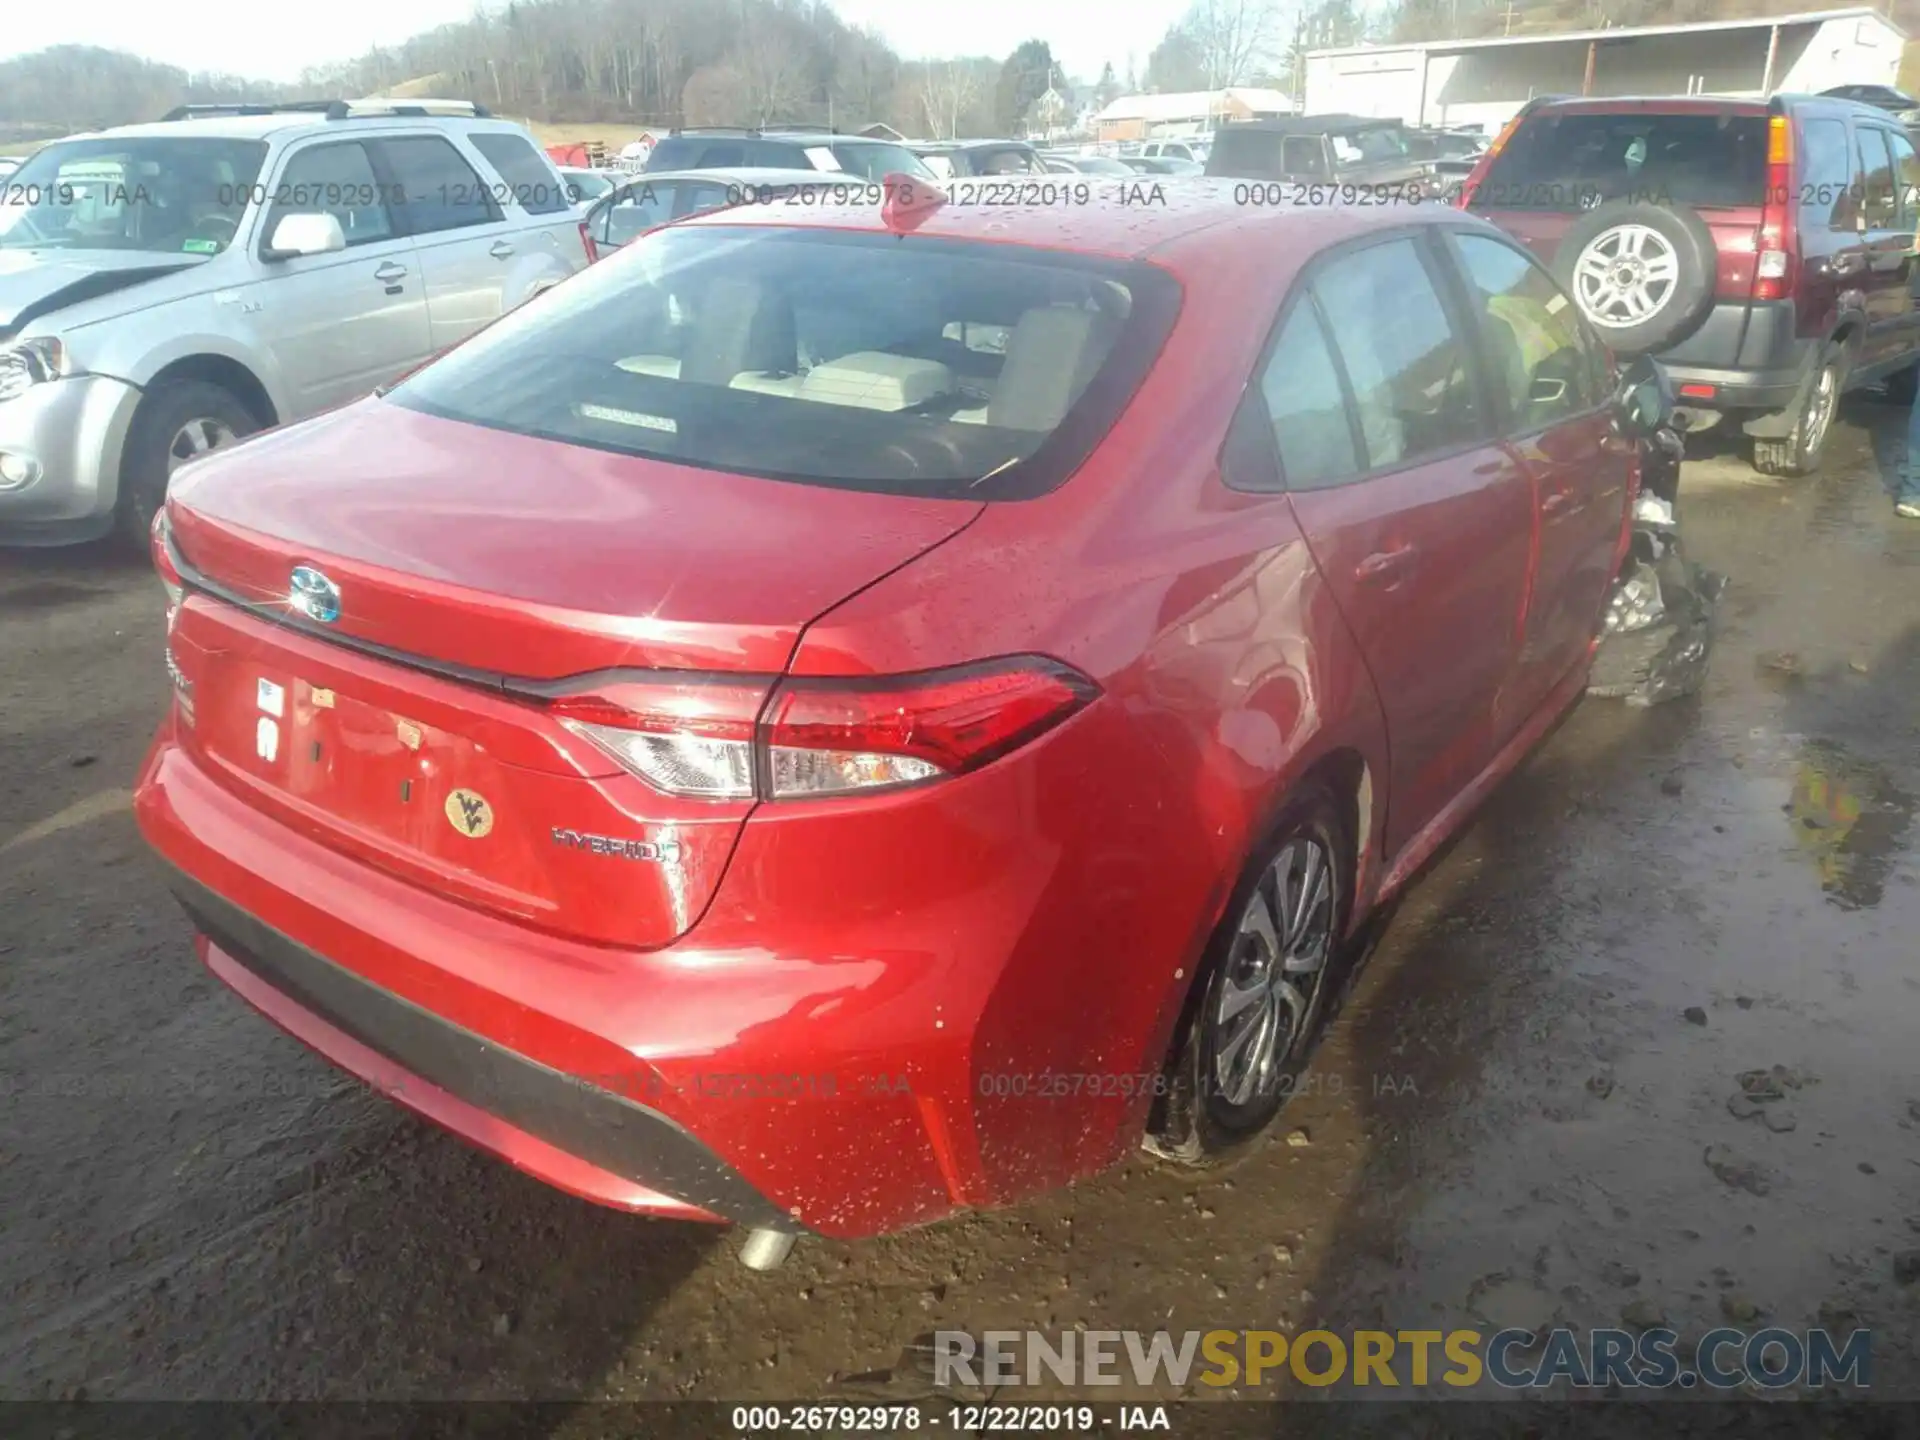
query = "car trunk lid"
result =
(162, 399, 982, 948)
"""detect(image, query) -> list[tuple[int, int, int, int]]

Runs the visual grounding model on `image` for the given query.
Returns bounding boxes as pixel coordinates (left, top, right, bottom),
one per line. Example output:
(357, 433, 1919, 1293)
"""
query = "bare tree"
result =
(1180, 0, 1289, 89)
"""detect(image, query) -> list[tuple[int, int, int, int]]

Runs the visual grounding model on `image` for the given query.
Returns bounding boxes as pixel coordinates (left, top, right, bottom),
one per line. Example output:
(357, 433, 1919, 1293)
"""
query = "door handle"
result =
(1355, 543, 1418, 584)
(1542, 488, 1585, 518)
(373, 262, 408, 283)
(489, 240, 515, 259)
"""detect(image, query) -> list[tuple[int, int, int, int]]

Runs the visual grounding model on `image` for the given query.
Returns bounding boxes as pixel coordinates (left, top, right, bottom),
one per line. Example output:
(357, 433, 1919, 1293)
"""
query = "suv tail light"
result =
(578, 220, 599, 265)
(1454, 107, 1527, 210)
(1754, 114, 1797, 302)
(548, 657, 1097, 802)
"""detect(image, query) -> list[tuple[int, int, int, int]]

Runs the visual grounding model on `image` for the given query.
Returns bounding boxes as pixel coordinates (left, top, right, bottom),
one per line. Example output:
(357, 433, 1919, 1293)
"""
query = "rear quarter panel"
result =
(776, 230, 1393, 1207)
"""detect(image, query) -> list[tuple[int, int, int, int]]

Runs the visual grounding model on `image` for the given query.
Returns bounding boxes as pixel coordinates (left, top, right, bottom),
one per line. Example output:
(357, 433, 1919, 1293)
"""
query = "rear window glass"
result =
(1471, 111, 1768, 211)
(389, 227, 1180, 500)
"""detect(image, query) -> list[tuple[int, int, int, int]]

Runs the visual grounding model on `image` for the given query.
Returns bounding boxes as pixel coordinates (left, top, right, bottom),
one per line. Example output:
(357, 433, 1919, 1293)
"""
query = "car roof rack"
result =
(160, 97, 491, 123)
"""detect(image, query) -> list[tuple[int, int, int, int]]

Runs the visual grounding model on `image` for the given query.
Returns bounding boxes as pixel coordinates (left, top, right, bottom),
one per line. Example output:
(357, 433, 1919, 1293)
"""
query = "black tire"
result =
(1752, 344, 1844, 479)
(1147, 785, 1351, 1165)
(1550, 200, 1717, 357)
(1882, 361, 1918, 406)
(113, 380, 259, 552)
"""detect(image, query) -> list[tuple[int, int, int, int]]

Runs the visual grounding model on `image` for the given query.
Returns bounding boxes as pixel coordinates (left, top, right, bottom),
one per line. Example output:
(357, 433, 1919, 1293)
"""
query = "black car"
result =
(1204, 114, 1437, 192)
(1819, 84, 1920, 122)
(643, 127, 938, 182)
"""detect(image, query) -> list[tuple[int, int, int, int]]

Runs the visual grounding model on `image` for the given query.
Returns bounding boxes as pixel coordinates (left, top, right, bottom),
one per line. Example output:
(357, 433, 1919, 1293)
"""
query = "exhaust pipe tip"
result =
(739, 1228, 798, 1271)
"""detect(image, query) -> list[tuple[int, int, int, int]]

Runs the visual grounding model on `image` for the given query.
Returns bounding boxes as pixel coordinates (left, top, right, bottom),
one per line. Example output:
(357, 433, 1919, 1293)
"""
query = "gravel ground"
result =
(1, 400, 1915, 1405)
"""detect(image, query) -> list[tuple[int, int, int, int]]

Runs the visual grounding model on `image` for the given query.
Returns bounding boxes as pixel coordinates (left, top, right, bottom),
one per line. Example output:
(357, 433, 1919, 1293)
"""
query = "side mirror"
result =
(1615, 354, 1674, 438)
(263, 212, 346, 260)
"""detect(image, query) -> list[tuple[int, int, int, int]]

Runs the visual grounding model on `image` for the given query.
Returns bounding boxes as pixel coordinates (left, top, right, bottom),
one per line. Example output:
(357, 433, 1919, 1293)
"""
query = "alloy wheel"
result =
(1572, 224, 1679, 329)
(1209, 836, 1337, 1107)
(167, 418, 238, 476)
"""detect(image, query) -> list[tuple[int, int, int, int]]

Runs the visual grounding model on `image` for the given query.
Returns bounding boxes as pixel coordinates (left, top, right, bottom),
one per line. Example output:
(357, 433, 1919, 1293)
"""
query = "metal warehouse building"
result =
(1303, 7, 1907, 133)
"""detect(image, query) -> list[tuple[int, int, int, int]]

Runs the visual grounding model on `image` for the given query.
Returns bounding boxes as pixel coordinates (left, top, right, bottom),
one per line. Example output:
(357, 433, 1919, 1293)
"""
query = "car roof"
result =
(682, 175, 1491, 265)
(48, 113, 527, 144)
(624, 166, 847, 186)
(661, 129, 894, 144)
(916, 139, 1037, 152)
(1522, 92, 1892, 119)
(1221, 113, 1403, 135)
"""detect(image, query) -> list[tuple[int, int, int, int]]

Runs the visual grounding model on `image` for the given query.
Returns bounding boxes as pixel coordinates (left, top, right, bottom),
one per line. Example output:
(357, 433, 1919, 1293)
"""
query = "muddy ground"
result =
(1, 400, 1916, 1408)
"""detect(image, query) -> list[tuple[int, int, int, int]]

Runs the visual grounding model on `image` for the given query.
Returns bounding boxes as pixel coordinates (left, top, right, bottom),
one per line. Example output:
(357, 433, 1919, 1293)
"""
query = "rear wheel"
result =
(1752, 345, 1844, 479)
(1147, 787, 1349, 1165)
(113, 380, 258, 551)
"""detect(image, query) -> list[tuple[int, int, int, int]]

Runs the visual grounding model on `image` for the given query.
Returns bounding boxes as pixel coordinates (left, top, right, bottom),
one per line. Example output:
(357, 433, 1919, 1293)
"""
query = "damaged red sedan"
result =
(136, 181, 1668, 1261)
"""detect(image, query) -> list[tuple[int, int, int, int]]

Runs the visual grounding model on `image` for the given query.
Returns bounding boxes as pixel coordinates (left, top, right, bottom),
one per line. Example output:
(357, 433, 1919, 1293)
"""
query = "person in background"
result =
(1903, 390, 1920, 518)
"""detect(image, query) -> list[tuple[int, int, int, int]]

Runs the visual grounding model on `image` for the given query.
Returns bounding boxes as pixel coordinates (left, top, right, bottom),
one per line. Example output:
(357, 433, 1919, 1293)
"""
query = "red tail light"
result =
(546, 657, 1097, 802)
(1754, 114, 1796, 302)
(579, 220, 599, 265)
(152, 506, 184, 625)
(1454, 110, 1524, 210)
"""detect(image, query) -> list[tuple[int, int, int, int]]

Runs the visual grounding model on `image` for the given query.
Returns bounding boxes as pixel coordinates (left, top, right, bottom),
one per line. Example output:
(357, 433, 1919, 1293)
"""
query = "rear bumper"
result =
(1656, 300, 1814, 413)
(166, 863, 792, 1229)
(134, 682, 1208, 1237)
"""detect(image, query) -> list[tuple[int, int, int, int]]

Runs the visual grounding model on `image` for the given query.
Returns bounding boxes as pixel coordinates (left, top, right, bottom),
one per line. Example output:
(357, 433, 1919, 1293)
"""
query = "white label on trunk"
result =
(256, 717, 280, 763)
(257, 678, 285, 717)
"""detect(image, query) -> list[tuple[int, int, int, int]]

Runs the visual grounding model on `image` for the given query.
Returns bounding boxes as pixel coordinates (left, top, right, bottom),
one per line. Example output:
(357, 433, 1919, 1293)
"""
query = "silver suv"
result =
(0, 99, 591, 547)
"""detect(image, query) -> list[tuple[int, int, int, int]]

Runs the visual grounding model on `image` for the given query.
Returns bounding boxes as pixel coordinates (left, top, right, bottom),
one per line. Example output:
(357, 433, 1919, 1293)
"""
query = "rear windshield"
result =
(390, 226, 1180, 500)
(1470, 111, 1768, 211)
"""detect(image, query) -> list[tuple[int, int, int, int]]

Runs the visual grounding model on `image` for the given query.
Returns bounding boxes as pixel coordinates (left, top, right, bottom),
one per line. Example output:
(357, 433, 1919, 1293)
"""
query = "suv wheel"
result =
(1146, 786, 1349, 1165)
(1552, 200, 1717, 357)
(1753, 345, 1844, 479)
(114, 381, 259, 551)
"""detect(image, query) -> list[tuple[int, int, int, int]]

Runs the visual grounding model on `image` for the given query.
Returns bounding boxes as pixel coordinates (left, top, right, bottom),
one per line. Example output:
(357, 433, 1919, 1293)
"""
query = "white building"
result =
(1304, 8, 1907, 134)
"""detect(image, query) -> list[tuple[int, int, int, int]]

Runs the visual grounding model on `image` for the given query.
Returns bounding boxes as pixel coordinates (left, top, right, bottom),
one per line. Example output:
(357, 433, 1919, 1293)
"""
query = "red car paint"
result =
(136, 187, 1636, 1240)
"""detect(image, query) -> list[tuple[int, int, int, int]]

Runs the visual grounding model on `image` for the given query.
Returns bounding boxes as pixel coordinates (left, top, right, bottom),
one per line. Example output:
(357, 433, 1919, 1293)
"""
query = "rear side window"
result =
(389, 227, 1181, 500)
(1860, 130, 1900, 229)
(1256, 302, 1359, 488)
(1448, 231, 1606, 433)
(1281, 137, 1327, 178)
(1207, 127, 1286, 178)
(469, 133, 571, 215)
(1308, 237, 1484, 472)
(267, 141, 394, 248)
(598, 181, 678, 247)
(1798, 118, 1856, 231)
(642, 137, 702, 171)
(1889, 130, 1920, 229)
(829, 143, 937, 180)
(1472, 111, 1768, 211)
(377, 136, 498, 235)
(696, 143, 748, 168)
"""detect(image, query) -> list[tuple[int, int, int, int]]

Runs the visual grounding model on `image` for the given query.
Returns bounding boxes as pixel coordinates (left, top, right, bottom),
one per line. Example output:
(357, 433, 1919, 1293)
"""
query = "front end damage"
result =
(1588, 422, 1726, 707)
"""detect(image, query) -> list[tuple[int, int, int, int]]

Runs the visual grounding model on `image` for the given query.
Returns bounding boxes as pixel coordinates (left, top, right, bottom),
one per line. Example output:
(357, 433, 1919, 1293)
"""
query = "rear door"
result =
(1275, 233, 1536, 857)
(372, 133, 516, 350)
(252, 138, 432, 417)
(1443, 227, 1630, 728)
(466, 129, 585, 262)
(1853, 126, 1914, 368)
(1793, 115, 1869, 348)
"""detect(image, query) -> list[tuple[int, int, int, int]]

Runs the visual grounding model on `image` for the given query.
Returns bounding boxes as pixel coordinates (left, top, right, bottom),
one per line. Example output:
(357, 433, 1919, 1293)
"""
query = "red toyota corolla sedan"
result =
(136, 181, 1666, 1261)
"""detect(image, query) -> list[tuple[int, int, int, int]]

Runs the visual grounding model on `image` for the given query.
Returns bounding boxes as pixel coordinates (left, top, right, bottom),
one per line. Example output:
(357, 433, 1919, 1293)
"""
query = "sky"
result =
(0, 0, 1195, 86)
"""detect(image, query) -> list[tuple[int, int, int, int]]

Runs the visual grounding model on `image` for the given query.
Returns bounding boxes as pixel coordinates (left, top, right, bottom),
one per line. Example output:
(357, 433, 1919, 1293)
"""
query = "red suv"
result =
(136, 186, 1666, 1255)
(1461, 94, 1920, 477)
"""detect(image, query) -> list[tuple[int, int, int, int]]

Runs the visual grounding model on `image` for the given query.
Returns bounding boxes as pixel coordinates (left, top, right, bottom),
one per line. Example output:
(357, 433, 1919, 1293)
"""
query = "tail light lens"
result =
(547, 657, 1097, 802)
(554, 678, 767, 799)
(578, 221, 599, 265)
(152, 506, 183, 626)
(1754, 114, 1796, 302)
